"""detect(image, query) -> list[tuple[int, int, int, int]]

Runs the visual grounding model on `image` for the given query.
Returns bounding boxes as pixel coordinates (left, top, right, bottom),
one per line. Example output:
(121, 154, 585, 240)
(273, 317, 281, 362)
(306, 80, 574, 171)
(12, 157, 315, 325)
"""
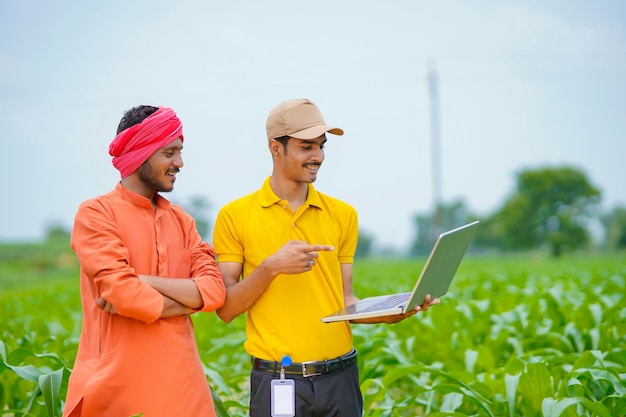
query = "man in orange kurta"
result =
(63, 105, 226, 417)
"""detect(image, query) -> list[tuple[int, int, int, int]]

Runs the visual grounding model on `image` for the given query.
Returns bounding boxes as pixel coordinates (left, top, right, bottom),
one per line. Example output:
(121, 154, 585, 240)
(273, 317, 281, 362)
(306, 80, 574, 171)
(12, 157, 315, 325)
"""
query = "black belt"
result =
(252, 349, 358, 378)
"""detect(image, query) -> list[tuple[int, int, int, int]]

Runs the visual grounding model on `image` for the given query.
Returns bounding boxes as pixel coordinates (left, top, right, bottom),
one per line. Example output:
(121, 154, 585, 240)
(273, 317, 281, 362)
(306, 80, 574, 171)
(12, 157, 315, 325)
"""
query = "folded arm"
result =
(139, 274, 203, 310)
(97, 275, 205, 317)
(97, 295, 194, 317)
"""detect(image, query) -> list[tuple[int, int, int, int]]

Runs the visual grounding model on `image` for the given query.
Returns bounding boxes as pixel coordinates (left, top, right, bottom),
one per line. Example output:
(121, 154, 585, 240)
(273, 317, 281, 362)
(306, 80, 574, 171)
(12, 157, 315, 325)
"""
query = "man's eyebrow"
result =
(298, 139, 326, 144)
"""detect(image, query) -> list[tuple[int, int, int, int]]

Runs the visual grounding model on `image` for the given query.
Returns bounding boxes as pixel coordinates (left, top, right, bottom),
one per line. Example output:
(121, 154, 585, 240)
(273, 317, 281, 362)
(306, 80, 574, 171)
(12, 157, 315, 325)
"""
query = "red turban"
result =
(109, 107, 184, 179)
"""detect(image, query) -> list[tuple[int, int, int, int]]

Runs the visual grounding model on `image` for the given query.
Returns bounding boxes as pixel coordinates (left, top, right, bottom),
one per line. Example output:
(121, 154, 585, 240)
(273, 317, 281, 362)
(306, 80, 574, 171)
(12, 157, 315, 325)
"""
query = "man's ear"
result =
(268, 139, 282, 157)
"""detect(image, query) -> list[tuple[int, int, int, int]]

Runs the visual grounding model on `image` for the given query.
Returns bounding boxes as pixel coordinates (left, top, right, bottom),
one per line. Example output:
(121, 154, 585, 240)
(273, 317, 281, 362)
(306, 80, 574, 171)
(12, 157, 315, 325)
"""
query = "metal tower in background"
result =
(427, 62, 443, 233)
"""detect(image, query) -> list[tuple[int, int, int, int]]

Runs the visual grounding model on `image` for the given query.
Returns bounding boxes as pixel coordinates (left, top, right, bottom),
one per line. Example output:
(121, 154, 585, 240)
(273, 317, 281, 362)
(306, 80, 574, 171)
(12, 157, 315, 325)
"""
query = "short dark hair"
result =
(116, 105, 159, 134)
(273, 135, 291, 155)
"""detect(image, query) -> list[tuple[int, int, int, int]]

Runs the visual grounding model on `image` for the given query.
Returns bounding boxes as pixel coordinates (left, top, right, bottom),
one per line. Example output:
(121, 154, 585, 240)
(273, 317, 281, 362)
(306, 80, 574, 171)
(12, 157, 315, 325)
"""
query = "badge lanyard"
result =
(270, 355, 295, 417)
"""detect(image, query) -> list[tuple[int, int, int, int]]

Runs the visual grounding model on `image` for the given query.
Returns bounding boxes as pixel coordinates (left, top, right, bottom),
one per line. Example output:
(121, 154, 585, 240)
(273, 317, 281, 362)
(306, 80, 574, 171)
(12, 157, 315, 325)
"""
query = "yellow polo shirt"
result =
(214, 177, 357, 362)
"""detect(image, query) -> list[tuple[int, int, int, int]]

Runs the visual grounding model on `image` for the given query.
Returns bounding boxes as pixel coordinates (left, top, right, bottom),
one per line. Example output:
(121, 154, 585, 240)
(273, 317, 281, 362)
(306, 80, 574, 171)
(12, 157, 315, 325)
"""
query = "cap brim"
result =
(290, 125, 344, 140)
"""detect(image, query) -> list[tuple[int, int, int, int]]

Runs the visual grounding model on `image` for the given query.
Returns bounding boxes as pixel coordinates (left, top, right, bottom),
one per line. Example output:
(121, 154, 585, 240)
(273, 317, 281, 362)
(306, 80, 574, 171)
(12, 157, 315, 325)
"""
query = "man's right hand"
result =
(267, 240, 335, 275)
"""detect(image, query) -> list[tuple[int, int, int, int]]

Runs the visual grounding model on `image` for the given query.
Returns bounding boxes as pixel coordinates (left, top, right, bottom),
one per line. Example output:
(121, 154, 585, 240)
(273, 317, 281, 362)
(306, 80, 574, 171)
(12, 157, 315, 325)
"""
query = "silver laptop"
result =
(321, 220, 479, 323)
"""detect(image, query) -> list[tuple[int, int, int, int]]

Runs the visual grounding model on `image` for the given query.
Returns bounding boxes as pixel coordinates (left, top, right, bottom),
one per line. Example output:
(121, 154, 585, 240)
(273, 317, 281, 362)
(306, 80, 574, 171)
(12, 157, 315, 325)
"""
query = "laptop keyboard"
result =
(360, 292, 412, 312)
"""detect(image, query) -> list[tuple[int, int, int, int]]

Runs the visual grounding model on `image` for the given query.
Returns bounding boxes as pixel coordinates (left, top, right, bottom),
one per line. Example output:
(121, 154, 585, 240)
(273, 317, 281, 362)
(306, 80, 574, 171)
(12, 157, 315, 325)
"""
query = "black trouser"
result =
(249, 364, 363, 417)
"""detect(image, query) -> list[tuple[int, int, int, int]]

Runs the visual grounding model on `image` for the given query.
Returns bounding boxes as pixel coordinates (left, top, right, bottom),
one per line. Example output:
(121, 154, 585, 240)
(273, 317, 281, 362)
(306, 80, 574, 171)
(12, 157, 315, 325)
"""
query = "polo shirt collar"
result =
(258, 176, 323, 210)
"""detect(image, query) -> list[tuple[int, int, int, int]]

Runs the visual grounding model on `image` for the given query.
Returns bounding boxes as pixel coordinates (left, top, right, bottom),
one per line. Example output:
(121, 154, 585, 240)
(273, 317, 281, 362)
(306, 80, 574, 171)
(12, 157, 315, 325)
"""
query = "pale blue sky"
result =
(2, 0, 625, 250)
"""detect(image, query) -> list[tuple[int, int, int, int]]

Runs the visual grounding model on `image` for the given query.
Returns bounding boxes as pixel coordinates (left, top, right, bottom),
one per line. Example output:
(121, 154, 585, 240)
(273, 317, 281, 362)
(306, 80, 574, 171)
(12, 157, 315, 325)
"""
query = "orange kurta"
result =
(63, 183, 226, 417)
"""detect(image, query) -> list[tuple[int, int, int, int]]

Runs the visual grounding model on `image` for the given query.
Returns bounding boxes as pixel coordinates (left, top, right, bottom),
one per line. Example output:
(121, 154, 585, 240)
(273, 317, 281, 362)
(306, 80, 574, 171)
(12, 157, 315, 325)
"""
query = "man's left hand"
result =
(350, 294, 440, 324)
(96, 297, 116, 314)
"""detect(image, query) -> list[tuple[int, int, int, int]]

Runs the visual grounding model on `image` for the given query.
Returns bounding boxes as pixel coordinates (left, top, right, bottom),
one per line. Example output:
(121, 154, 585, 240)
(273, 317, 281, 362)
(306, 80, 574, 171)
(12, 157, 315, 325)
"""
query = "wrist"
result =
(257, 258, 279, 279)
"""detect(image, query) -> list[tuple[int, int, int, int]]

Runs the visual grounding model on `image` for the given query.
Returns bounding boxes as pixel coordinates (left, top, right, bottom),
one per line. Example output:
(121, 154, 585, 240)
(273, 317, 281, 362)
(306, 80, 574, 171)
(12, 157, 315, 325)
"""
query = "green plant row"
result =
(1, 252, 625, 416)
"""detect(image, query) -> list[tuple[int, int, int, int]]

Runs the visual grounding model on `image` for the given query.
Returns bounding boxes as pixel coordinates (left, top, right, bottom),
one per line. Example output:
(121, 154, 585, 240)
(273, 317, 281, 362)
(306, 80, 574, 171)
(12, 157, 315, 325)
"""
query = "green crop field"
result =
(1, 241, 625, 417)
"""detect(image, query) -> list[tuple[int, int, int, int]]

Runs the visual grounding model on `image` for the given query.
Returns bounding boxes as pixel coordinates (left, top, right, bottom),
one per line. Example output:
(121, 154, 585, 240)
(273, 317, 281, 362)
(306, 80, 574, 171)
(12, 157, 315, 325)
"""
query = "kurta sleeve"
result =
(179, 215, 226, 313)
(190, 242, 226, 313)
(71, 200, 163, 323)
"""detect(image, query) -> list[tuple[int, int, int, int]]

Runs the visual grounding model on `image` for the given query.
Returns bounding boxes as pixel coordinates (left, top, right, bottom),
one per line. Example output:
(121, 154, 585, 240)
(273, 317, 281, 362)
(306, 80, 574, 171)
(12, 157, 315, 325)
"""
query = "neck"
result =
(269, 175, 309, 212)
(120, 176, 157, 201)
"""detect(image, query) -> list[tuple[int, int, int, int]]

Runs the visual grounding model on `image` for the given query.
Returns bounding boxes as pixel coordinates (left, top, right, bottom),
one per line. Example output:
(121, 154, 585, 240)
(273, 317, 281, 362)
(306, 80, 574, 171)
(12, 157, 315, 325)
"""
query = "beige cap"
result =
(266, 98, 344, 140)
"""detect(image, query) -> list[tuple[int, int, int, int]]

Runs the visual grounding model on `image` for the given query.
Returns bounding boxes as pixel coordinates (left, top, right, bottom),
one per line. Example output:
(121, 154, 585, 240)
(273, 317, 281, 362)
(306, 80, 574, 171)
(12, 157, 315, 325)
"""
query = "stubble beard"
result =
(138, 161, 174, 193)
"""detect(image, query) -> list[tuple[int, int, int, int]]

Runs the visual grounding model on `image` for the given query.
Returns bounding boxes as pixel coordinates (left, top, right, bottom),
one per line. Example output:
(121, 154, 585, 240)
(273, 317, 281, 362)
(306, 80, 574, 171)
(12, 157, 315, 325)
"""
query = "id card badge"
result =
(270, 378, 295, 417)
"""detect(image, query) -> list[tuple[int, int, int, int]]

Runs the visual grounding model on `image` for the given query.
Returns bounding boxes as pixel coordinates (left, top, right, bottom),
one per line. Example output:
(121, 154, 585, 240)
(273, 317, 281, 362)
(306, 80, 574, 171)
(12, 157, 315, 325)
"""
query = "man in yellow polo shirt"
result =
(213, 98, 438, 416)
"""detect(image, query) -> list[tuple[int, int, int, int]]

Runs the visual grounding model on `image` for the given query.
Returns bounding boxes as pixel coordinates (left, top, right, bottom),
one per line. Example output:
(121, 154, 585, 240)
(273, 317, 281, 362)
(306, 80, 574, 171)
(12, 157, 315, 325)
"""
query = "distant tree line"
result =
(403, 165, 626, 258)
(43, 165, 624, 259)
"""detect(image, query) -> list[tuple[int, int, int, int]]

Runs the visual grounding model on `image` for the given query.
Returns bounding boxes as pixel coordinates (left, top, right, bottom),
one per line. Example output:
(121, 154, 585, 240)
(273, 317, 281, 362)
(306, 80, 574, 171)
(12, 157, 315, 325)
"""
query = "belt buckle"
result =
(301, 361, 323, 377)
